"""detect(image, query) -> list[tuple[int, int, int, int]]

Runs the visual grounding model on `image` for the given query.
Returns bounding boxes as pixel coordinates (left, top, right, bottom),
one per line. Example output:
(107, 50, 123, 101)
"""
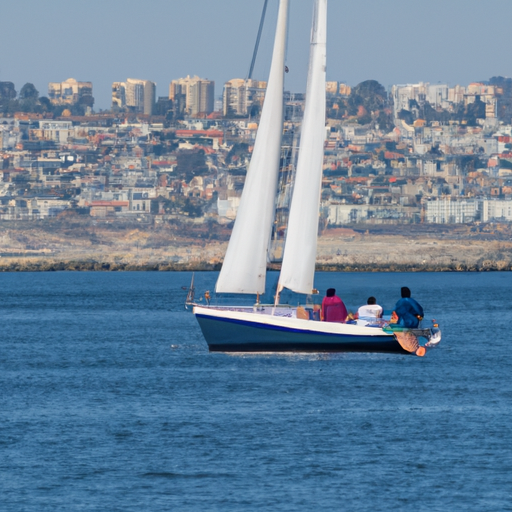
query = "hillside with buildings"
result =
(2, 75, 512, 270)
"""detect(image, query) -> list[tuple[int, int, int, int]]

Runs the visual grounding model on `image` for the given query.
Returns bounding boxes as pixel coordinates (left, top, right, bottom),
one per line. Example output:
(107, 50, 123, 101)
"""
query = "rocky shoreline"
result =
(1, 220, 512, 272)
(0, 258, 510, 273)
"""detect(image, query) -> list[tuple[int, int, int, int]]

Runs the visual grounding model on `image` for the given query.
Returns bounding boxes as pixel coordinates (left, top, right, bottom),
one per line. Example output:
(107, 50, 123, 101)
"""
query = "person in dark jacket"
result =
(393, 287, 424, 328)
(321, 288, 348, 323)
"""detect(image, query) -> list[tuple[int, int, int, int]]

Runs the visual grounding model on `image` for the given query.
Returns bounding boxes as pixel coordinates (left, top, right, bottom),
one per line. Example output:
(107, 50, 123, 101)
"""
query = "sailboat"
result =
(193, 0, 441, 355)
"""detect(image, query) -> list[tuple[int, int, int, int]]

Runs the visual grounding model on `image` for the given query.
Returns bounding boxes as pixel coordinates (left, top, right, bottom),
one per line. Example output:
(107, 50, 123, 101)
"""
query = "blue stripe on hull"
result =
(196, 313, 406, 354)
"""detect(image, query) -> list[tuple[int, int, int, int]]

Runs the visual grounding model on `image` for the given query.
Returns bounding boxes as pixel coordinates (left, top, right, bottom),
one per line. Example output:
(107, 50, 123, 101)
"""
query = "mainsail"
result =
(215, 0, 289, 294)
(278, 0, 327, 295)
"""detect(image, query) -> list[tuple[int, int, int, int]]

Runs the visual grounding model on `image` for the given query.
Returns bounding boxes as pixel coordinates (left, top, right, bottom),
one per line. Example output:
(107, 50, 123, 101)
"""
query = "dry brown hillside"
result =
(1, 217, 512, 271)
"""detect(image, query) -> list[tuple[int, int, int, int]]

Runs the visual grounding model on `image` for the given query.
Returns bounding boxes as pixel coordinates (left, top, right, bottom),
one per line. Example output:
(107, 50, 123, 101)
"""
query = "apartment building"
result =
(481, 198, 512, 222)
(326, 81, 338, 95)
(222, 78, 266, 116)
(48, 78, 94, 106)
(325, 81, 351, 96)
(425, 197, 479, 223)
(111, 79, 156, 115)
(169, 76, 214, 116)
(112, 82, 125, 109)
(33, 120, 73, 144)
(465, 83, 498, 118)
(391, 82, 464, 118)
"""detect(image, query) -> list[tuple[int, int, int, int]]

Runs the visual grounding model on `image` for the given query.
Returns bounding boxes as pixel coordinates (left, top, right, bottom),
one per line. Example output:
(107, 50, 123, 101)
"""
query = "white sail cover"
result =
(216, 0, 289, 294)
(278, 0, 327, 295)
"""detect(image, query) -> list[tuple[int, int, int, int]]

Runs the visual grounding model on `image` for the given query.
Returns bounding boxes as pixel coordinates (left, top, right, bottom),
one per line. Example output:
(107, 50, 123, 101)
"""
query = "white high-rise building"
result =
(391, 82, 465, 118)
(111, 79, 156, 115)
(48, 78, 94, 106)
(425, 198, 478, 224)
(169, 76, 214, 116)
(481, 199, 512, 222)
(222, 79, 267, 117)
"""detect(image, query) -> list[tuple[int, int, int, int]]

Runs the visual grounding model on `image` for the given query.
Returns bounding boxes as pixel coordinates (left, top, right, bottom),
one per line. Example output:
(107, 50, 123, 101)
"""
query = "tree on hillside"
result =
(225, 142, 249, 165)
(0, 82, 16, 101)
(18, 83, 39, 112)
(19, 83, 38, 100)
(347, 80, 391, 127)
(0, 82, 17, 114)
(458, 155, 483, 174)
(397, 109, 414, 125)
(38, 96, 52, 112)
(376, 110, 394, 132)
(348, 80, 387, 113)
(489, 76, 512, 124)
(465, 96, 486, 126)
(499, 159, 512, 170)
(176, 148, 209, 182)
(183, 197, 204, 217)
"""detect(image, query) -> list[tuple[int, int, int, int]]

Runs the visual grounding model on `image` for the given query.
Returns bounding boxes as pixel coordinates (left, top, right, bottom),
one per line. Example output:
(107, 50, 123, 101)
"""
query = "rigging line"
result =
(247, 0, 269, 80)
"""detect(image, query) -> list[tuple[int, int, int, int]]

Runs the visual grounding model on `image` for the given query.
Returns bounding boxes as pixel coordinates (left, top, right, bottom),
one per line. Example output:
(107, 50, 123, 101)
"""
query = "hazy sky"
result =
(1, 0, 511, 109)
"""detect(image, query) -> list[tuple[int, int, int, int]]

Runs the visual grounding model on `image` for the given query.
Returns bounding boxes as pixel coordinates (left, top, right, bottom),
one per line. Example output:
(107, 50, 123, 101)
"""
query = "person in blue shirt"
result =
(393, 287, 424, 328)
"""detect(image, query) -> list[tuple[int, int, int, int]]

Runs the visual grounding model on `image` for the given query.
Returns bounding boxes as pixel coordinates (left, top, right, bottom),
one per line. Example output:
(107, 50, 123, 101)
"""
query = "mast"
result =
(277, 0, 327, 296)
(216, 0, 289, 295)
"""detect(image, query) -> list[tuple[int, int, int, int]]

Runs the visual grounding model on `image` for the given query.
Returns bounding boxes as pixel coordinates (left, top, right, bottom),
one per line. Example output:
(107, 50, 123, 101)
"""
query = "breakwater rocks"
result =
(0, 259, 223, 272)
(0, 259, 511, 272)
(313, 261, 512, 272)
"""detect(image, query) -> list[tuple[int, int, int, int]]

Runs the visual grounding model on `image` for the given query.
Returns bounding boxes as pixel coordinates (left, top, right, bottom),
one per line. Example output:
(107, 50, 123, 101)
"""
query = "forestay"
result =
(215, 0, 289, 295)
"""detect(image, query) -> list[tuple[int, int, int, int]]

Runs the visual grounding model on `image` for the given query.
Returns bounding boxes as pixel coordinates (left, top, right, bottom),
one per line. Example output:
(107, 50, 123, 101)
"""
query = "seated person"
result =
(356, 296, 383, 325)
(321, 288, 347, 323)
(393, 286, 424, 328)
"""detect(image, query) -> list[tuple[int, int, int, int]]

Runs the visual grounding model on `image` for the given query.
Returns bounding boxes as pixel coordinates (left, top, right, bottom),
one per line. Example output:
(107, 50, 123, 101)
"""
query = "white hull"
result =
(193, 305, 414, 353)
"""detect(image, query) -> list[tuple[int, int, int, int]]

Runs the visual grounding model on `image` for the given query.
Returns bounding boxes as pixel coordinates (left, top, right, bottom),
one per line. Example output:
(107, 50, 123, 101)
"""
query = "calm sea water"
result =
(1, 271, 511, 511)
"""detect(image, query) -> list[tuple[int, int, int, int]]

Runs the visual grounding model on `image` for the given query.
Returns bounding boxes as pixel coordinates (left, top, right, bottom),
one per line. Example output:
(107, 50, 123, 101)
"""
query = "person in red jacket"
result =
(321, 288, 348, 323)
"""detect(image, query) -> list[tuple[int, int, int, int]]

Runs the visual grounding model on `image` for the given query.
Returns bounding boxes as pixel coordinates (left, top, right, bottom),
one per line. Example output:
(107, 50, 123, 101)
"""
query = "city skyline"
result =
(1, 0, 512, 109)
